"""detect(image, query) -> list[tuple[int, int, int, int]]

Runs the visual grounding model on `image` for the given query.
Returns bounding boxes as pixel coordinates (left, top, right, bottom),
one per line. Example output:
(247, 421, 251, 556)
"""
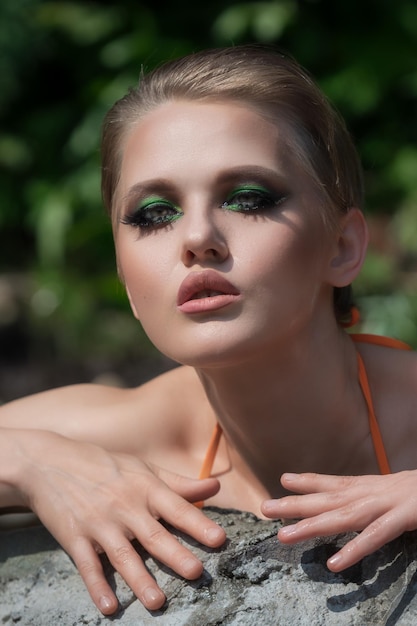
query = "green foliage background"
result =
(0, 0, 416, 400)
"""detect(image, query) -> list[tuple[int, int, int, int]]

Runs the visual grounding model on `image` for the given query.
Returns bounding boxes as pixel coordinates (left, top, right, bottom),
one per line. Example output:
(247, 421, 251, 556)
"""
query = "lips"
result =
(177, 270, 240, 314)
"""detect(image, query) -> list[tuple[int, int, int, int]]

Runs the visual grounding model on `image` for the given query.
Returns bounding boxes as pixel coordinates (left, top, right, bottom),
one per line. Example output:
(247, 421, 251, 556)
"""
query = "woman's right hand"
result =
(3, 428, 226, 615)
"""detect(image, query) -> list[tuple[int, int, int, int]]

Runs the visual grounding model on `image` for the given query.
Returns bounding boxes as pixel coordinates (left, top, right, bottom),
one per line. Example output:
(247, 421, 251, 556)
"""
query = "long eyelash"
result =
(120, 199, 182, 229)
(120, 213, 180, 227)
(120, 214, 142, 226)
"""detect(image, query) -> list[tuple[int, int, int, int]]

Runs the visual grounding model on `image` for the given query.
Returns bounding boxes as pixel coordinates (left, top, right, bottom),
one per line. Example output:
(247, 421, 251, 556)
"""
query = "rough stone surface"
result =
(1, 508, 417, 625)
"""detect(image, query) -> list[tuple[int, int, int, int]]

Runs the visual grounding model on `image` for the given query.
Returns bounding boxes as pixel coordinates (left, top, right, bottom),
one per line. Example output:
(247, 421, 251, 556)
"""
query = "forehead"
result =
(119, 100, 294, 183)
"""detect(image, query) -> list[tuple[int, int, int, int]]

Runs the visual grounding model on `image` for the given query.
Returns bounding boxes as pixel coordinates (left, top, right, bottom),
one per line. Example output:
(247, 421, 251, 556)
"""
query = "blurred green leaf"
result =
(0, 134, 31, 170)
(358, 293, 417, 345)
(212, 0, 296, 43)
(35, 1, 122, 44)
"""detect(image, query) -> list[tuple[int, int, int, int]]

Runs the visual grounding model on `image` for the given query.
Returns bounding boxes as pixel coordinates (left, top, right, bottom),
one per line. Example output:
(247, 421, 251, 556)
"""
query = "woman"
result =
(2, 45, 417, 616)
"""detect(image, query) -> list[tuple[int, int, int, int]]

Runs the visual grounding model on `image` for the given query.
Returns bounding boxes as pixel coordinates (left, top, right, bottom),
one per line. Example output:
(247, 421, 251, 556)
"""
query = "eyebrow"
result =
(215, 165, 287, 186)
(121, 179, 177, 207)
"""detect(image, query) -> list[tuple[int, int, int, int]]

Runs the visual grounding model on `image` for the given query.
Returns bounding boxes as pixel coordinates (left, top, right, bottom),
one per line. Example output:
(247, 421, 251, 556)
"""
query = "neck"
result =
(196, 327, 373, 496)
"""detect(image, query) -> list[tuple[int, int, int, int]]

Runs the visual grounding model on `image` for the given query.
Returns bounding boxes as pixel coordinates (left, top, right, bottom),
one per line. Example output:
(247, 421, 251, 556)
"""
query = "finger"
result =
(129, 513, 209, 582)
(277, 494, 391, 544)
(153, 466, 221, 502)
(98, 532, 167, 610)
(327, 508, 408, 572)
(155, 486, 226, 548)
(262, 485, 367, 520)
(70, 537, 121, 615)
(280, 472, 368, 495)
(262, 492, 344, 519)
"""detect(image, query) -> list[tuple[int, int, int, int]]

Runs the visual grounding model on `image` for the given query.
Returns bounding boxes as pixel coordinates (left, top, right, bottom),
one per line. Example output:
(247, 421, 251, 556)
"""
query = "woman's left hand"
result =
(261, 470, 417, 572)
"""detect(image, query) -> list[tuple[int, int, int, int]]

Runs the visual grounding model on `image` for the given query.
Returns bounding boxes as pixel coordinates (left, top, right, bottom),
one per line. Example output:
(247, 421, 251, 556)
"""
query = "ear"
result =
(326, 208, 369, 287)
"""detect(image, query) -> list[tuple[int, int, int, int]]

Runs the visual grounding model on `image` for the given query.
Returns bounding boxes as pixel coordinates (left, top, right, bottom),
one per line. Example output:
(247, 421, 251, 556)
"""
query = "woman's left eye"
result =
(221, 186, 286, 213)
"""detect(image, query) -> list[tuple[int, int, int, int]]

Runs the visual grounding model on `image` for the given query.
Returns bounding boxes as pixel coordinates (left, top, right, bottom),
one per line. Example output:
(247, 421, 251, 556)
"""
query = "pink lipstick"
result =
(177, 270, 240, 314)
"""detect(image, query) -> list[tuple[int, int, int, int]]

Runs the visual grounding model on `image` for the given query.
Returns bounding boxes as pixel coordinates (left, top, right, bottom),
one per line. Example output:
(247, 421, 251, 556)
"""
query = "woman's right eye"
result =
(121, 198, 182, 229)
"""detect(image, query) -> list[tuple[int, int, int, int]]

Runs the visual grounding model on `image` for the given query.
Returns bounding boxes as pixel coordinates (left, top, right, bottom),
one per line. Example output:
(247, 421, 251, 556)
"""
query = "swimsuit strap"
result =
(198, 422, 223, 480)
(350, 333, 411, 351)
(352, 333, 411, 475)
(198, 334, 412, 483)
(194, 422, 223, 508)
(356, 351, 391, 474)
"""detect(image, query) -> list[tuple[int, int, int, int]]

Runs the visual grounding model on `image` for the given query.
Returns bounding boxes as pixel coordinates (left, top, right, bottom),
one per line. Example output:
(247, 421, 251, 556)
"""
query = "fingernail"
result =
(205, 526, 224, 544)
(99, 595, 114, 613)
(182, 557, 201, 577)
(328, 553, 342, 568)
(282, 473, 299, 482)
(143, 586, 164, 606)
(278, 525, 297, 538)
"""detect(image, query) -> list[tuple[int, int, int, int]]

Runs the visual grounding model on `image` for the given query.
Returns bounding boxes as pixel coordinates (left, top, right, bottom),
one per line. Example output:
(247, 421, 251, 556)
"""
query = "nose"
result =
(180, 208, 230, 267)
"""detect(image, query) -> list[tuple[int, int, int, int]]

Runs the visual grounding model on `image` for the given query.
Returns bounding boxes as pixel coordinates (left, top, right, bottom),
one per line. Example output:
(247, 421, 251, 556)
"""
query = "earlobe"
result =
(327, 208, 369, 287)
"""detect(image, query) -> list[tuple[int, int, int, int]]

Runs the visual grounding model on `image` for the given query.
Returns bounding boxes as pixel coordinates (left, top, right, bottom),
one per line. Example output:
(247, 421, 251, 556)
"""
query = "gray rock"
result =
(1, 507, 417, 625)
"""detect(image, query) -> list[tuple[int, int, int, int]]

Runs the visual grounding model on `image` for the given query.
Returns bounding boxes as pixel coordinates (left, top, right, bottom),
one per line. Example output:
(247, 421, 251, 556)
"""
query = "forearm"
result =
(0, 384, 105, 433)
(0, 371, 200, 457)
(0, 384, 131, 451)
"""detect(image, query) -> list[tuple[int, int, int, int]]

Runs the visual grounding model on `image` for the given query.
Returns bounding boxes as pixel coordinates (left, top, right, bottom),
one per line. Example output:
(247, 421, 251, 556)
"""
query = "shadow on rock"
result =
(300, 532, 417, 623)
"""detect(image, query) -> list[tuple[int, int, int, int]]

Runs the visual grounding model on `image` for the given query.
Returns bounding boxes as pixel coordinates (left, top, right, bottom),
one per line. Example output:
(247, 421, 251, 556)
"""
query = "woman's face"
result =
(114, 99, 338, 367)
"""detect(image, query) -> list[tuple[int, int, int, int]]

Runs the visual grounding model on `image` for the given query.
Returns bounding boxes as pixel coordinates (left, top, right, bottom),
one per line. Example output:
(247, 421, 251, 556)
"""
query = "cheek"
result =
(250, 225, 329, 298)
(116, 240, 151, 302)
(253, 228, 314, 273)
(116, 236, 173, 316)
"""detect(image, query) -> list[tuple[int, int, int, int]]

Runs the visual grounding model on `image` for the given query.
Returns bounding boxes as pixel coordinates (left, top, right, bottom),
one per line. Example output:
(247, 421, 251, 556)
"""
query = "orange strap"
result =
(350, 333, 411, 351)
(194, 422, 223, 508)
(356, 351, 391, 474)
(353, 333, 411, 475)
(198, 422, 223, 480)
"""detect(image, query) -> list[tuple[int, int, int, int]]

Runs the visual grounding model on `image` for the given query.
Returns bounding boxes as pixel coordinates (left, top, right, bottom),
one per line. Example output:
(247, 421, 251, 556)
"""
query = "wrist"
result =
(0, 427, 50, 508)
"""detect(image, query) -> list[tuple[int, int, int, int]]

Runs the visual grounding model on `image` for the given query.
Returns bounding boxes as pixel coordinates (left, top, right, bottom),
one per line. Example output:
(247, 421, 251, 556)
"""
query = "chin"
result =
(160, 339, 261, 370)
(145, 319, 266, 368)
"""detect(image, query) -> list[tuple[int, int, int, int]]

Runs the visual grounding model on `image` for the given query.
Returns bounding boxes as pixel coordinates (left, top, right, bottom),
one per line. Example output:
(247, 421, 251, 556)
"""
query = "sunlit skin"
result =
(114, 100, 377, 497)
(2, 98, 417, 618)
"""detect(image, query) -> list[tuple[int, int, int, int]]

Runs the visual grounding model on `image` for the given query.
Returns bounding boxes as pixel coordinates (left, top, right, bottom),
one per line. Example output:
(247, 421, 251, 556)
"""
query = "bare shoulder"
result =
(0, 366, 213, 458)
(359, 342, 417, 470)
